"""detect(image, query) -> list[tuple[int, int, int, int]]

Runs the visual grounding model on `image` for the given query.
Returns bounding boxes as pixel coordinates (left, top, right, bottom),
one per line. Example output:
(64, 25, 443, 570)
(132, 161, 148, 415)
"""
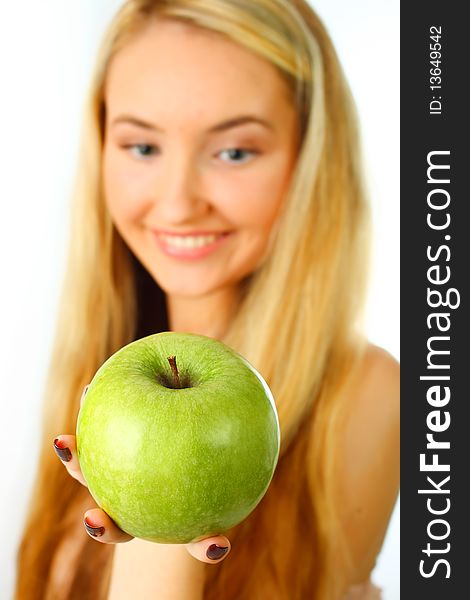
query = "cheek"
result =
(102, 151, 148, 227)
(222, 159, 293, 233)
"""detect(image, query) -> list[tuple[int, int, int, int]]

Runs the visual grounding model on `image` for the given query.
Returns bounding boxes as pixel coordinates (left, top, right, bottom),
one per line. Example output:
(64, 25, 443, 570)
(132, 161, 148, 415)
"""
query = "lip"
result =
(152, 229, 232, 260)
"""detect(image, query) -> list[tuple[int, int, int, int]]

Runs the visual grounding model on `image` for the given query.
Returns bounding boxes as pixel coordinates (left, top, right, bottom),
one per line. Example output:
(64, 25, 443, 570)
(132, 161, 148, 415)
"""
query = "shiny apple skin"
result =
(76, 332, 280, 543)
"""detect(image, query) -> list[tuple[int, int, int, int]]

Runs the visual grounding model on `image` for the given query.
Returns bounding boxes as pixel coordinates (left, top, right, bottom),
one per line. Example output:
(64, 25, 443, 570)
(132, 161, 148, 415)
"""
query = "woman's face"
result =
(103, 18, 299, 298)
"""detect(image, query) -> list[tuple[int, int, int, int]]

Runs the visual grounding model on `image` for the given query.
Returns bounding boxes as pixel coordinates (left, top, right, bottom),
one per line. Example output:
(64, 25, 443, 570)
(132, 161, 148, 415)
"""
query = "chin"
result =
(139, 251, 257, 299)
(151, 272, 228, 299)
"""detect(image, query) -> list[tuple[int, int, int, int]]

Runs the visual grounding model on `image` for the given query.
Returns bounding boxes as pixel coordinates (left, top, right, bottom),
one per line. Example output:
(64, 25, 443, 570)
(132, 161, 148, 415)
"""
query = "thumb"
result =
(186, 535, 231, 563)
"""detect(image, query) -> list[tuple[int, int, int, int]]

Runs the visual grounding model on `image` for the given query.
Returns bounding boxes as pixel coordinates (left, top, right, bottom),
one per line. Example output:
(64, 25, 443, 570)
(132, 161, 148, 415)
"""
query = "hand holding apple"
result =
(53, 385, 233, 562)
(75, 332, 280, 544)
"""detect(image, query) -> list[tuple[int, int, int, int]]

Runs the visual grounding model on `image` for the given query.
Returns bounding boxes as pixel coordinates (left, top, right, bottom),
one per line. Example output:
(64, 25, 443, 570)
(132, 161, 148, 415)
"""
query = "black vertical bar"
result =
(401, 2, 469, 597)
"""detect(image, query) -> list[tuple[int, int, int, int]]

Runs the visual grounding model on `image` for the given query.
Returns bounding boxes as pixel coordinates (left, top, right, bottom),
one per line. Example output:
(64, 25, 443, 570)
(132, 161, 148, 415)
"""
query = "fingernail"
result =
(206, 544, 229, 560)
(53, 438, 72, 462)
(84, 516, 105, 538)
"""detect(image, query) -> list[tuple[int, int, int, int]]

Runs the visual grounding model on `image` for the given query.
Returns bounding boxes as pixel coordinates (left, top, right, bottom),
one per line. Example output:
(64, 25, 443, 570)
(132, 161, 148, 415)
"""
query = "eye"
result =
(125, 144, 159, 159)
(218, 148, 257, 165)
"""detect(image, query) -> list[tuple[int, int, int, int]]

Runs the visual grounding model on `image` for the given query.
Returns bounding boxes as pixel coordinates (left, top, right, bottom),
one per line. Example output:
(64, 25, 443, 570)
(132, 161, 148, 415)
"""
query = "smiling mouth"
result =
(156, 232, 227, 249)
(152, 230, 232, 258)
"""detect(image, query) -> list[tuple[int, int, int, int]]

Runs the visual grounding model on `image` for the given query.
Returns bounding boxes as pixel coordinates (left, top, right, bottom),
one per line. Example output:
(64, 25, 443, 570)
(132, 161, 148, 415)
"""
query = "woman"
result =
(15, 0, 399, 598)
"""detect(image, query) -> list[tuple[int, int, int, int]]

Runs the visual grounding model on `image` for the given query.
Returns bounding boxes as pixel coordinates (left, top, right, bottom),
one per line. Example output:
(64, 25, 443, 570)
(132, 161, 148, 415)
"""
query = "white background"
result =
(0, 1, 399, 598)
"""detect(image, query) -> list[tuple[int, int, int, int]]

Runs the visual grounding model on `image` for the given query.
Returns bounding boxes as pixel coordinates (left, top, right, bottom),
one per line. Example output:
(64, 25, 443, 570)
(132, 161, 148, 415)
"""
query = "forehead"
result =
(104, 18, 293, 123)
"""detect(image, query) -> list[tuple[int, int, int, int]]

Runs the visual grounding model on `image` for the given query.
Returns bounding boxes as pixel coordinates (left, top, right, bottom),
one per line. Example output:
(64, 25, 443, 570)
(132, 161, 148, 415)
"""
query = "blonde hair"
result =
(15, 1, 371, 598)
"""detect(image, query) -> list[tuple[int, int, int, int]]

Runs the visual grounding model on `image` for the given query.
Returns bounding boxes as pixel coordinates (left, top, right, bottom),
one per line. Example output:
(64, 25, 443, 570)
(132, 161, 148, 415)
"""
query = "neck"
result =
(166, 287, 240, 340)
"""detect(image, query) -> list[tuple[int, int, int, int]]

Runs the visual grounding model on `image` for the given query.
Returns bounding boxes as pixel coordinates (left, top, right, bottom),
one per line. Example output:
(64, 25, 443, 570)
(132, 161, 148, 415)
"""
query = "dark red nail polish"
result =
(84, 516, 105, 538)
(206, 544, 229, 560)
(53, 438, 72, 462)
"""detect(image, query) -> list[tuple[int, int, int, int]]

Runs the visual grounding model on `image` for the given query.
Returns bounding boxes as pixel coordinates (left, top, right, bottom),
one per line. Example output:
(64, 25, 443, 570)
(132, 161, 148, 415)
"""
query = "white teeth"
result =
(159, 233, 222, 249)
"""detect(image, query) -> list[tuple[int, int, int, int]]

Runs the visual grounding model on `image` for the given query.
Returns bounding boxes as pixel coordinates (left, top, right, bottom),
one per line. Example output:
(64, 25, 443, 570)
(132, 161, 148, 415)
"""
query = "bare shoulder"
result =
(331, 343, 400, 586)
(345, 343, 400, 428)
(336, 344, 400, 477)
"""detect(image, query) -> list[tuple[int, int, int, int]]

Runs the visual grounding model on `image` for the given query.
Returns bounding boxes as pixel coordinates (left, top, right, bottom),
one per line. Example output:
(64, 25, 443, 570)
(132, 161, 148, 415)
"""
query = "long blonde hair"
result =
(15, 1, 371, 598)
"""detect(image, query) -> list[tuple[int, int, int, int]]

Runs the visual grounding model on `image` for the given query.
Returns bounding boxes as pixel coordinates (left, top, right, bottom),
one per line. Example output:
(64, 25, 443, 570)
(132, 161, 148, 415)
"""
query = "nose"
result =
(150, 151, 210, 225)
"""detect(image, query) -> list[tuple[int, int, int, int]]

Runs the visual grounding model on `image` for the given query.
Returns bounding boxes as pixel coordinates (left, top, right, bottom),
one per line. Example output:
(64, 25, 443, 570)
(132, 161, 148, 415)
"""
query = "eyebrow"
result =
(110, 114, 274, 133)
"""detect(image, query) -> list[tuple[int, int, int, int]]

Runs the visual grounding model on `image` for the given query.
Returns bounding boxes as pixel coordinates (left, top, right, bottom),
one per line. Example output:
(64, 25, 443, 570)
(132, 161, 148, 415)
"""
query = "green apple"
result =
(76, 332, 280, 543)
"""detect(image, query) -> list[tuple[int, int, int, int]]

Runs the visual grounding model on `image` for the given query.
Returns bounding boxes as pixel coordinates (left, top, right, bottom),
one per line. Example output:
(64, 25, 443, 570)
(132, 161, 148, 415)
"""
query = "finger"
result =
(84, 508, 133, 544)
(186, 535, 231, 564)
(53, 435, 87, 487)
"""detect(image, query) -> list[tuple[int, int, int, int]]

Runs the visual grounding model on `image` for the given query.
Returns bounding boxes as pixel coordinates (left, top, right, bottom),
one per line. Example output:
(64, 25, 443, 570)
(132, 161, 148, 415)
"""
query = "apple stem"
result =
(167, 356, 181, 389)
